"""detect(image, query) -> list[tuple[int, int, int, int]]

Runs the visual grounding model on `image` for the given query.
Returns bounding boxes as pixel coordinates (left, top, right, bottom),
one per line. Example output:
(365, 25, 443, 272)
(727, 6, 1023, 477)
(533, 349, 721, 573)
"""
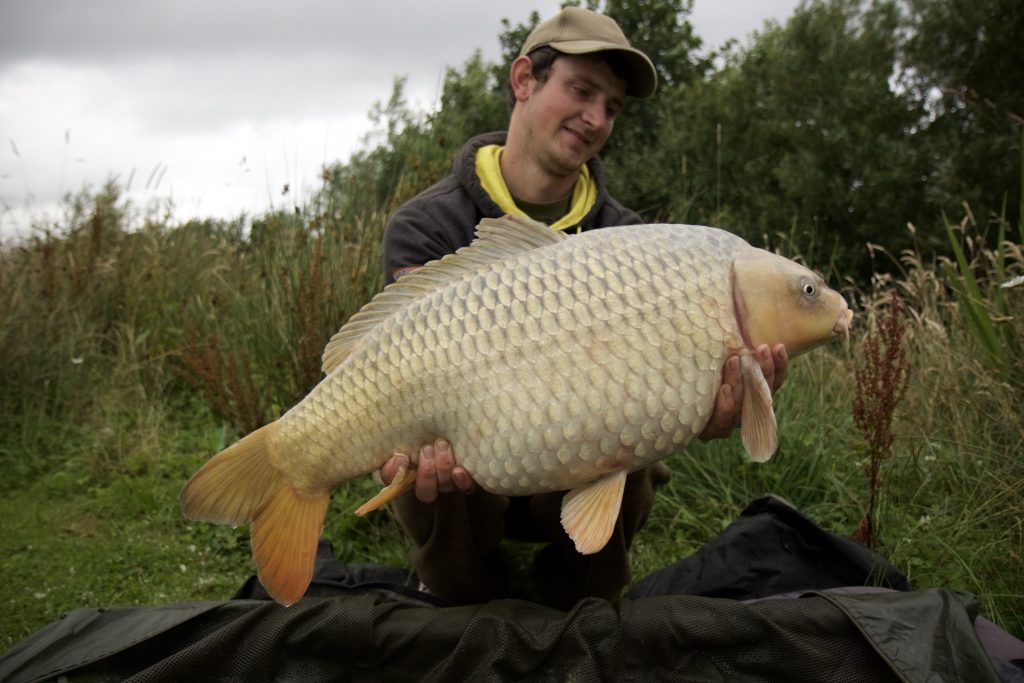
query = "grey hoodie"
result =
(382, 131, 641, 284)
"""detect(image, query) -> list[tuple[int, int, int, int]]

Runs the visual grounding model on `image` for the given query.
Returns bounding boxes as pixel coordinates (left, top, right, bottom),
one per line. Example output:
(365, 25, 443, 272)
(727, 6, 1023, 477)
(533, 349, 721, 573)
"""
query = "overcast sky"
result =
(0, 0, 799, 238)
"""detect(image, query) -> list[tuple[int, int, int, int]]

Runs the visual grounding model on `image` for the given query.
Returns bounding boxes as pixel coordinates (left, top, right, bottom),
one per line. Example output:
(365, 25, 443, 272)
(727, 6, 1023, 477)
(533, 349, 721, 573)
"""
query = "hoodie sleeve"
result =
(382, 175, 490, 285)
(383, 208, 448, 285)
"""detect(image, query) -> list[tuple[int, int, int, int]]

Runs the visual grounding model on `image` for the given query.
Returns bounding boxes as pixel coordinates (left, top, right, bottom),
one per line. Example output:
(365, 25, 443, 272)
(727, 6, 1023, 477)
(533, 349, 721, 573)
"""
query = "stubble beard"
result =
(542, 126, 596, 179)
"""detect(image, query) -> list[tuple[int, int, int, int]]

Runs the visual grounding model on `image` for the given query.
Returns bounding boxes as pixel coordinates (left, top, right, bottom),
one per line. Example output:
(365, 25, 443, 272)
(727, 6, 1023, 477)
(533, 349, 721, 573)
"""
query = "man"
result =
(379, 7, 787, 609)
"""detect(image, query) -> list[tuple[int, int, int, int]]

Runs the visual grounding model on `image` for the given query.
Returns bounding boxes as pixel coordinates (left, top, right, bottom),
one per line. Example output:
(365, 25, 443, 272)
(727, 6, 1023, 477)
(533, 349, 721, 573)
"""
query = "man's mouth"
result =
(563, 127, 591, 148)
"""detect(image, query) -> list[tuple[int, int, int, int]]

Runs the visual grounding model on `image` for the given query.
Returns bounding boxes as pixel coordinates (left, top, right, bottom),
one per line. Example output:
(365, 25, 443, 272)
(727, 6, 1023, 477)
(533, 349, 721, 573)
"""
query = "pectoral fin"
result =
(560, 470, 628, 554)
(740, 353, 777, 462)
(354, 460, 417, 516)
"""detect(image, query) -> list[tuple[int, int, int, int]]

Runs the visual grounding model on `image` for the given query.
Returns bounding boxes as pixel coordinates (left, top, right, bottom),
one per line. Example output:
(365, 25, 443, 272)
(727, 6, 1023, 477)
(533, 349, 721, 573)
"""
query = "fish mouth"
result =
(833, 306, 854, 340)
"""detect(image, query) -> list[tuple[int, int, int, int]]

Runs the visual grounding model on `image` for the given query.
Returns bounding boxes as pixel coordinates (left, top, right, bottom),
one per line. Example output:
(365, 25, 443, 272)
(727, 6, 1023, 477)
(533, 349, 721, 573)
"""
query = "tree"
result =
(588, 0, 711, 218)
(662, 0, 930, 279)
(313, 0, 1021, 285)
(902, 0, 1023, 228)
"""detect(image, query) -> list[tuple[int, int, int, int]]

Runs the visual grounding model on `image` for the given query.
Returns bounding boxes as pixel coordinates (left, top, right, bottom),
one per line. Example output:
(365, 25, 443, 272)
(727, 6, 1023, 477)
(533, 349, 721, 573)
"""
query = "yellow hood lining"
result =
(475, 144, 597, 232)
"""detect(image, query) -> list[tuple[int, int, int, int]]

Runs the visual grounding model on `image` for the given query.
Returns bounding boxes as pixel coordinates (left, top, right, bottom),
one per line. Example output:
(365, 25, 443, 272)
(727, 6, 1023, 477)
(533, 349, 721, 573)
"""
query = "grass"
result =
(0, 402, 246, 647)
(0, 400, 407, 651)
(1, 184, 1022, 651)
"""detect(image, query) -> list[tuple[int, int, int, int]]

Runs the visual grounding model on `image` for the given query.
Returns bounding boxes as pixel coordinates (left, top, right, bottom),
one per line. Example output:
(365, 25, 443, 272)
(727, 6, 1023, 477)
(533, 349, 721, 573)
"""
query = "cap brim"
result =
(547, 40, 658, 98)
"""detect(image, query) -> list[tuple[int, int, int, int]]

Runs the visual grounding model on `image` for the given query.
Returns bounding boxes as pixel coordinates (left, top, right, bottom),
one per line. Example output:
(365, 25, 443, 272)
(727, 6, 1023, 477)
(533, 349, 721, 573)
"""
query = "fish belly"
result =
(275, 225, 745, 495)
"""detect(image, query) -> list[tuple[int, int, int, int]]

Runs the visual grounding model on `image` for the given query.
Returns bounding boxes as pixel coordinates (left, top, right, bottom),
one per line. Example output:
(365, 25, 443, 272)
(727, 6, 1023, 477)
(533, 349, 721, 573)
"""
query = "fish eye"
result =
(802, 281, 816, 297)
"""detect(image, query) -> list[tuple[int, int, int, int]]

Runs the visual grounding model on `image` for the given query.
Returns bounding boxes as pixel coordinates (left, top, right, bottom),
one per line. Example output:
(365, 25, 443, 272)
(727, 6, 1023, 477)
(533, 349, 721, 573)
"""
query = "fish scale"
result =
(272, 223, 736, 496)
(181, 214, 853, 605)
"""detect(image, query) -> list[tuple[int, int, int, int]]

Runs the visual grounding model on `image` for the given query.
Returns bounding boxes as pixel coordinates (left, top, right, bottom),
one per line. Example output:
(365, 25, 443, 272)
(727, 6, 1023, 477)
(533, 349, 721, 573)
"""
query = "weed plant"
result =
(851, 291, 912, 548)
(0, 186, 1021, 650)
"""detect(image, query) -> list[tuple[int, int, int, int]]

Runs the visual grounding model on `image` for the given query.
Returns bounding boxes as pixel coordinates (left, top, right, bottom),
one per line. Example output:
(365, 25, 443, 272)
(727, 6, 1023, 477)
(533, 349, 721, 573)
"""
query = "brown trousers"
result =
(391, 463, 672, 610)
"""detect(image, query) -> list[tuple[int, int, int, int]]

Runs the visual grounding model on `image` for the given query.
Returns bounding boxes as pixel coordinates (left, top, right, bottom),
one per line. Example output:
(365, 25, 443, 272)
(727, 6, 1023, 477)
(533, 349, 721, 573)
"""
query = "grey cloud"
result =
(0, 0, 535, 67)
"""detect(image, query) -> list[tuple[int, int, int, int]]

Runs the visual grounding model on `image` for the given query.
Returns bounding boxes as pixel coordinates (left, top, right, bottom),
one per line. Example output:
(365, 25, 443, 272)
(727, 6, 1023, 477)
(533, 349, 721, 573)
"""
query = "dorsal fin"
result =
(321, 215, 566, 374)
(475, 214, 567, 251)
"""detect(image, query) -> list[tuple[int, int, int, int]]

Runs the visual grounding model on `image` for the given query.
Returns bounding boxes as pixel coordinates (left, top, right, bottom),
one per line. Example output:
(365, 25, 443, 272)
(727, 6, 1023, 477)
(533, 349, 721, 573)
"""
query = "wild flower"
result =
(851, 291, 911, 549)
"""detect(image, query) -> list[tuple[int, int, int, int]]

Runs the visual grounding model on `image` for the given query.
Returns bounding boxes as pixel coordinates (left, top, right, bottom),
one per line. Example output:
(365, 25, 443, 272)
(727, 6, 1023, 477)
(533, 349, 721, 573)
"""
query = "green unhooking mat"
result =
(0, 587, 1007, 682)
(4, 496, 1019, 681)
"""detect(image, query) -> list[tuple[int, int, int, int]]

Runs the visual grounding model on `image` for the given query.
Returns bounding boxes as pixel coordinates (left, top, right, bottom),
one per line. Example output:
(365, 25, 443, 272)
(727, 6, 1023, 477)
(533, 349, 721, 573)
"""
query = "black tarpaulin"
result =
(2, 496, 1020, 682)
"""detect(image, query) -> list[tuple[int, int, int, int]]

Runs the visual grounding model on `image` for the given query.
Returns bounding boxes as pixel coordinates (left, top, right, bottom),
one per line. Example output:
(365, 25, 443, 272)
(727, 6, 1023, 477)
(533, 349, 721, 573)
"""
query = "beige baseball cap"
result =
(519, 6, 658, 98)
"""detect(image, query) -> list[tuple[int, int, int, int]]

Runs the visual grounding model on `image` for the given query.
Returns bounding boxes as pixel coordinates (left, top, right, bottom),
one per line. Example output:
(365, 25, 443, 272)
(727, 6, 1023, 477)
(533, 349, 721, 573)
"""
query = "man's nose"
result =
(579, 100, 608, 131)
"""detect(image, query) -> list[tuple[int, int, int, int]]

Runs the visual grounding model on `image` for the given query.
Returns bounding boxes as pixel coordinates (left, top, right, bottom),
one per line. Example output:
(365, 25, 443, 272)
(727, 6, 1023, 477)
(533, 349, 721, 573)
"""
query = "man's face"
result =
(520, 54, 628, 177)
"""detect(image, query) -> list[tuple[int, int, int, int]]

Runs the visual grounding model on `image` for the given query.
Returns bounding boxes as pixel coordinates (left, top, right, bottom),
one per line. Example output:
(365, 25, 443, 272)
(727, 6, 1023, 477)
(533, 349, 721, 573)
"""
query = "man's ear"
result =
(509, 55, 535, 104)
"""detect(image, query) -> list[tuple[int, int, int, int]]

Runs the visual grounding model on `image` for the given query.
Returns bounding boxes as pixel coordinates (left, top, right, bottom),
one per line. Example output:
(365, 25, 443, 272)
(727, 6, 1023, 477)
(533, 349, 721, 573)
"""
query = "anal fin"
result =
(560, 470, 628, 555)
(354, 461, 417, 516)
(740, 353, 777, 462)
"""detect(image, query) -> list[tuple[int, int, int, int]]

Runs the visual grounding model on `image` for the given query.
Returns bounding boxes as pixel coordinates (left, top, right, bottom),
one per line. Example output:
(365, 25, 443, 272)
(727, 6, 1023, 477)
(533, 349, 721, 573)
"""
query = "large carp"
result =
(181, 215, 852, 605)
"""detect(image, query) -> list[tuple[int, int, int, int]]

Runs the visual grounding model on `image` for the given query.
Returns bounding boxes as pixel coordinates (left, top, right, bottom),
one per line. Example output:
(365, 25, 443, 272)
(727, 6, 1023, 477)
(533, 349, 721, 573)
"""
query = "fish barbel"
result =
(181, 215, 853, 605)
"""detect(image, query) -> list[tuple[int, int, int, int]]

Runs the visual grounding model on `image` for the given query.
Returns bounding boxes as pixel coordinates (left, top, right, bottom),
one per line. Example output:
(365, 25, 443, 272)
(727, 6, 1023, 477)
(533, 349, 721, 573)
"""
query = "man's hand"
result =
(380, 439, 478, 504)
(700, 343, 788, 442)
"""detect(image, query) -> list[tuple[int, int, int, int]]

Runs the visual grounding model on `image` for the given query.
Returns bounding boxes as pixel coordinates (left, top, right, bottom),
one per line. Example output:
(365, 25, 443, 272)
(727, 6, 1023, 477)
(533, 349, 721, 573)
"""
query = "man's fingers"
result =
(756, 344, 774, 390)
(415, 444, 438, 503)
(725, 355, 743, 424)
(433, 439, 455, 494)
(452, 466, 478, 494)
(380, 452, 409, 486)
(771, 344, 788, 393)
(378, 438, 479, 501)
(717, 382, 738, 430)
(700, 356, 741, 441)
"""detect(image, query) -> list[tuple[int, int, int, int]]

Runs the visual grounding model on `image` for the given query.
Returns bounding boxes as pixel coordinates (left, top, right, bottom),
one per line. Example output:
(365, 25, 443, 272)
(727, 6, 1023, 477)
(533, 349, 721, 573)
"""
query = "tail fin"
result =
(180, 422, 330, 606)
